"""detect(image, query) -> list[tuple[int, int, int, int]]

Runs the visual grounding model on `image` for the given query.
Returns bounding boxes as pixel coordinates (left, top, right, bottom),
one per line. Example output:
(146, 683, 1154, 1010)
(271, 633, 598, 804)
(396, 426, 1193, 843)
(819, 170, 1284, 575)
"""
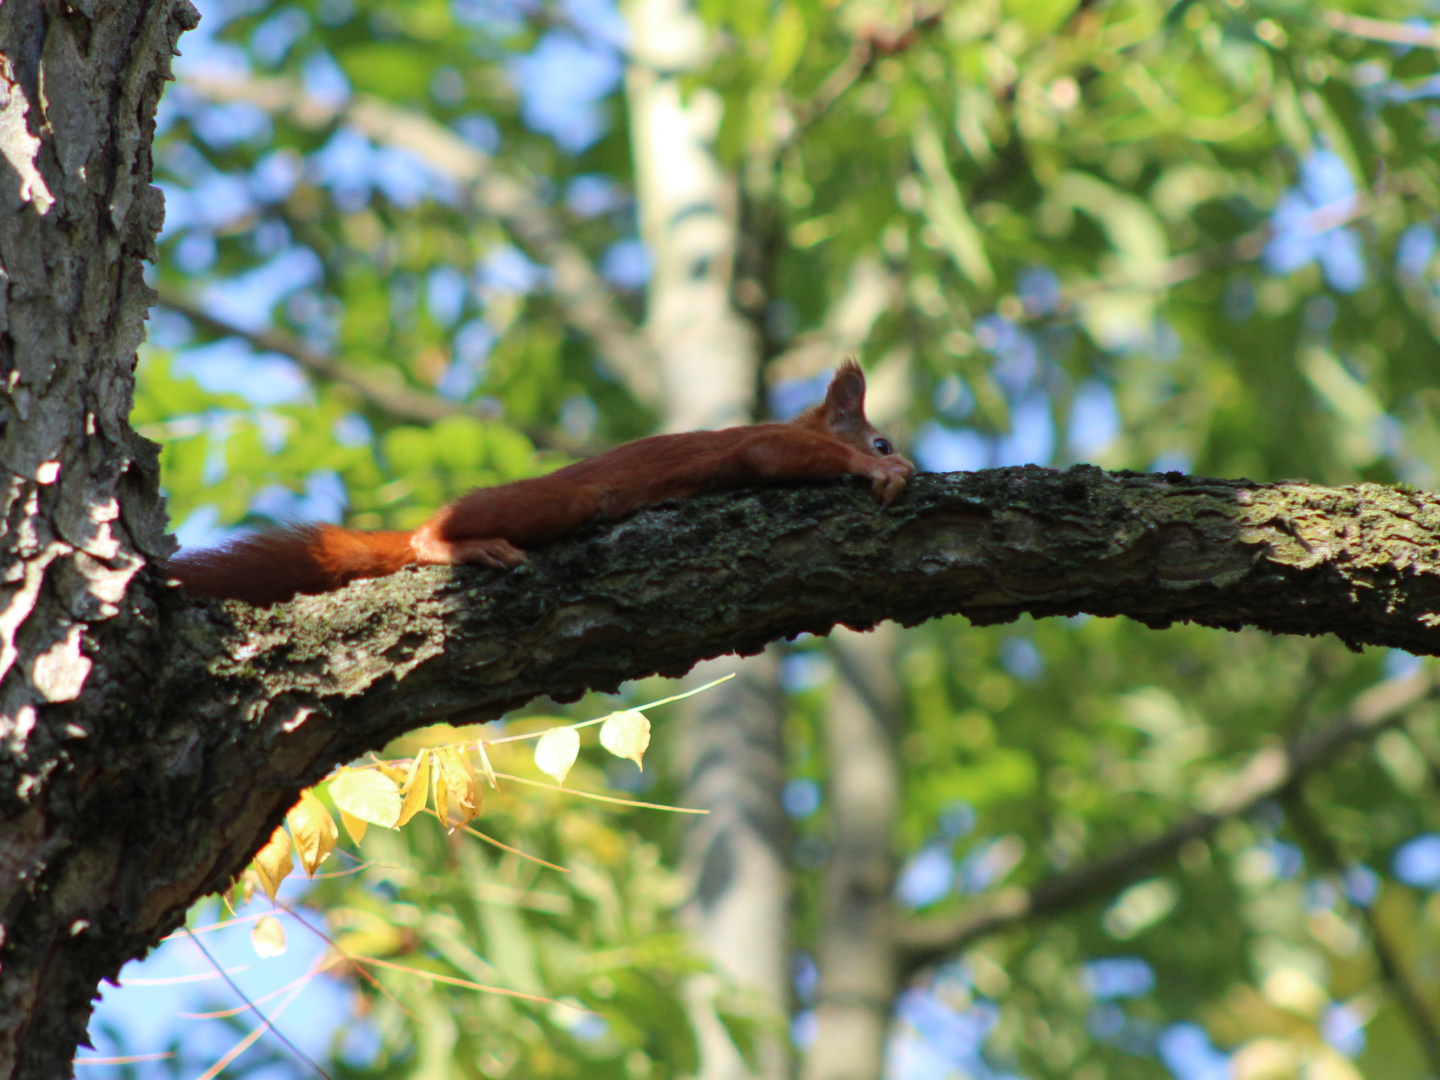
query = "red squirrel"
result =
(168, 361, 914, 606)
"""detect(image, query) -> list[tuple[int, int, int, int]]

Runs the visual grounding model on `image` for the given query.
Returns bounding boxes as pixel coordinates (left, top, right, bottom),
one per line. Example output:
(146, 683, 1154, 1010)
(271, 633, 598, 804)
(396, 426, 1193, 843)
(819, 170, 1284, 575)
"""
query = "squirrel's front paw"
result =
(869, 455, 915, 506)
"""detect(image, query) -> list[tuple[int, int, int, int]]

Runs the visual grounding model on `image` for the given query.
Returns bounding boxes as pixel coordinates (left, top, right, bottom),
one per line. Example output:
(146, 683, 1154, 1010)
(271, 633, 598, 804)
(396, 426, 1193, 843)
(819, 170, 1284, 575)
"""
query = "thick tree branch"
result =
(46, 465, 1440, 1080)
(168, 464, 1440, 773)
(140, 467, 1440, 948)
(894, 665, 1435, 970)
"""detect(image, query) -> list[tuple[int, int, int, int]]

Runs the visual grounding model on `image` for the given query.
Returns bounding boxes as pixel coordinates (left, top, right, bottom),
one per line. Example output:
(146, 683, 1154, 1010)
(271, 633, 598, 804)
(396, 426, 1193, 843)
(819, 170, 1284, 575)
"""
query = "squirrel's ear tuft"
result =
(825, 359, 866, 417)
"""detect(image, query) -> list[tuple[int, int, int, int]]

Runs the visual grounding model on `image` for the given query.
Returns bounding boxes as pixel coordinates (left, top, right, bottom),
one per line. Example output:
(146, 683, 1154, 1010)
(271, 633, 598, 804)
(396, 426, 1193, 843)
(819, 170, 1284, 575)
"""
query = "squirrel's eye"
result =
(873, 437, 893, 455)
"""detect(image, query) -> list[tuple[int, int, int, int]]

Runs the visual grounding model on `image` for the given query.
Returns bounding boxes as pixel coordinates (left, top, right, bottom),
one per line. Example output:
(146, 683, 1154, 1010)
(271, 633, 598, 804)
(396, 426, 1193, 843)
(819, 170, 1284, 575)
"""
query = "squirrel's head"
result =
(798, 359, 905, 460)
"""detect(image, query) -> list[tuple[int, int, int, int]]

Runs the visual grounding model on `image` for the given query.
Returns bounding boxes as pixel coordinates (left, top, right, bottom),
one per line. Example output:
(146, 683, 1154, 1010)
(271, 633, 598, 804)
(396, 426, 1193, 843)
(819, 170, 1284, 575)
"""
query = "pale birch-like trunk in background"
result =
(625, 2, 789, 1077)
(804, 626, 903, 1080)
(626, 0, 754, 434)
(676, 650, 792, 1080)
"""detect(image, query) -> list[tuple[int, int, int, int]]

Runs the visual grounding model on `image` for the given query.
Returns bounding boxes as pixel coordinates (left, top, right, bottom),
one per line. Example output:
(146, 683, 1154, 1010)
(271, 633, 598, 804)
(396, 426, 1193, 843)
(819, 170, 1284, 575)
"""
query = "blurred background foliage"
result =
(100, 0, 1440, 1077)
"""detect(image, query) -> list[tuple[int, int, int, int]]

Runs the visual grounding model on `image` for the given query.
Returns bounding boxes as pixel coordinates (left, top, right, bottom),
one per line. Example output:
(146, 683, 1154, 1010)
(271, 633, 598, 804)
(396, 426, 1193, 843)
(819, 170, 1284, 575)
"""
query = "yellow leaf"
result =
(333, 915, 405, 959)
(376, 759, 409, 786)
(437, 745, 481, 830)
(397, 751, 431, 827)
(1261, 968, 1327, 1019)
(230, 870, 256, 911)
(1306, 1046, 1363, 1080)
(252, 826, 293, 902)
(599, 709, 651, 770)
(475, 739, 498, 790)
(251, 915, 287, 958)
(329, 767, 402, 829)
(433, 755, 448, 830)
(338, 808, 368, 844)
(535, 726, 580, 785)
(288, 790, 338, 877)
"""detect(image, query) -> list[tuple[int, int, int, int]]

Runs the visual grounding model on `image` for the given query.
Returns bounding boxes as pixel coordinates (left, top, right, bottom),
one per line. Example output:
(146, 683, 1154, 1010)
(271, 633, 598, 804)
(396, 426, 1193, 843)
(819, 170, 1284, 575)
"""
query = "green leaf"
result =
(337, 44, 434, 100)
(765, 4, 807, 86)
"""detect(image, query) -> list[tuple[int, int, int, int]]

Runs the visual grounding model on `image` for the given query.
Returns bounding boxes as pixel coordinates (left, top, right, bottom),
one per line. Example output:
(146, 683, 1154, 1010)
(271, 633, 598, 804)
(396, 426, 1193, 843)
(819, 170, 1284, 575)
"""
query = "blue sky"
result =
(85, 877, 362, 1079)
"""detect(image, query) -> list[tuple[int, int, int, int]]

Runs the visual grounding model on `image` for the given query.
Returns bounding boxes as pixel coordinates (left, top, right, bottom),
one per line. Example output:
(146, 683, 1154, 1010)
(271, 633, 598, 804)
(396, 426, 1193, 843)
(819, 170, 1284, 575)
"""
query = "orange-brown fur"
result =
(167, 362, 914, 605)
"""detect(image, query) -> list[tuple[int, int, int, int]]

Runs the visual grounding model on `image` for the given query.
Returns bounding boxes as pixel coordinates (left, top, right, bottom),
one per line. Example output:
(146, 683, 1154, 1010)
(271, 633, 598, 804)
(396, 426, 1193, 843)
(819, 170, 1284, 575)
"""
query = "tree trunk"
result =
(9, 8, 1440, 1078)
(676, 651, 792, 1080)
(625, 0, 755, 435)
(625, 4, 792, 1078)
(0, 1, 197, 1077)
(803, 626, 902, 1080)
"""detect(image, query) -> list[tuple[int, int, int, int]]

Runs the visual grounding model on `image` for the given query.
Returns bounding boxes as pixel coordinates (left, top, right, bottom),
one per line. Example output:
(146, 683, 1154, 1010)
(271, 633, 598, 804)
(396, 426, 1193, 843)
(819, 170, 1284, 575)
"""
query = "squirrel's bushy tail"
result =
(167, 525, 415, 606)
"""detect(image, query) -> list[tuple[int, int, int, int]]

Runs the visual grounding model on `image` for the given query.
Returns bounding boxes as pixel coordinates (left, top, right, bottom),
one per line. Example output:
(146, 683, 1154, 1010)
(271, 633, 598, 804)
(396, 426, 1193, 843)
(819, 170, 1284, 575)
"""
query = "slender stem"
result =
(1326, 11, 1440, 49)
(180, 73, 660, 404)
(896, 669, 1437, 969)
(156, 288, 579, 451)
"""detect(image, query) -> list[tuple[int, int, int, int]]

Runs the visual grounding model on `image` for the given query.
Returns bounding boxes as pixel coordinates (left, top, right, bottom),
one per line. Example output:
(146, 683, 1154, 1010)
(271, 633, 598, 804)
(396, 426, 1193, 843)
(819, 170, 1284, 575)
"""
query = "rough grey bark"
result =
(803, 626, 902, 1080)
(0, 1, 197, 1078)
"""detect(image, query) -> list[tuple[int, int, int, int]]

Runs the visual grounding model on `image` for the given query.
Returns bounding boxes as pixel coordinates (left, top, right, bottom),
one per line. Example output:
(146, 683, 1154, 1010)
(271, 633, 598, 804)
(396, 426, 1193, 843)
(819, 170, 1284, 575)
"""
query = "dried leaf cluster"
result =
(237, 678, 725, 905)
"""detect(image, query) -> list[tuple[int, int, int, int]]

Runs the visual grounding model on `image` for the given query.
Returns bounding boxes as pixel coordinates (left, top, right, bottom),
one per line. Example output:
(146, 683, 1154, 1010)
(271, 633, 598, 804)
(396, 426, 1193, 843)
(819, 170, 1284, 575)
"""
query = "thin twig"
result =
(492, 771, 708, 812)
(157, 289, 494, 425)
(184, 928, 334, 1080)
(787, 8, 947, 142)
(181, 74, 659, 404)
(788, 43, 876, 139)
(274, 900, 417, 1021)
(344, 952, 589, 1008)
(156, 289, 582, 452)
(74, 1052, 177, 1066)
(1326, 11, 1440, 49)
(896, 668, 1436, 969)
(179, 955, 344, 1019)
(1002, 197, 1374, 327)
